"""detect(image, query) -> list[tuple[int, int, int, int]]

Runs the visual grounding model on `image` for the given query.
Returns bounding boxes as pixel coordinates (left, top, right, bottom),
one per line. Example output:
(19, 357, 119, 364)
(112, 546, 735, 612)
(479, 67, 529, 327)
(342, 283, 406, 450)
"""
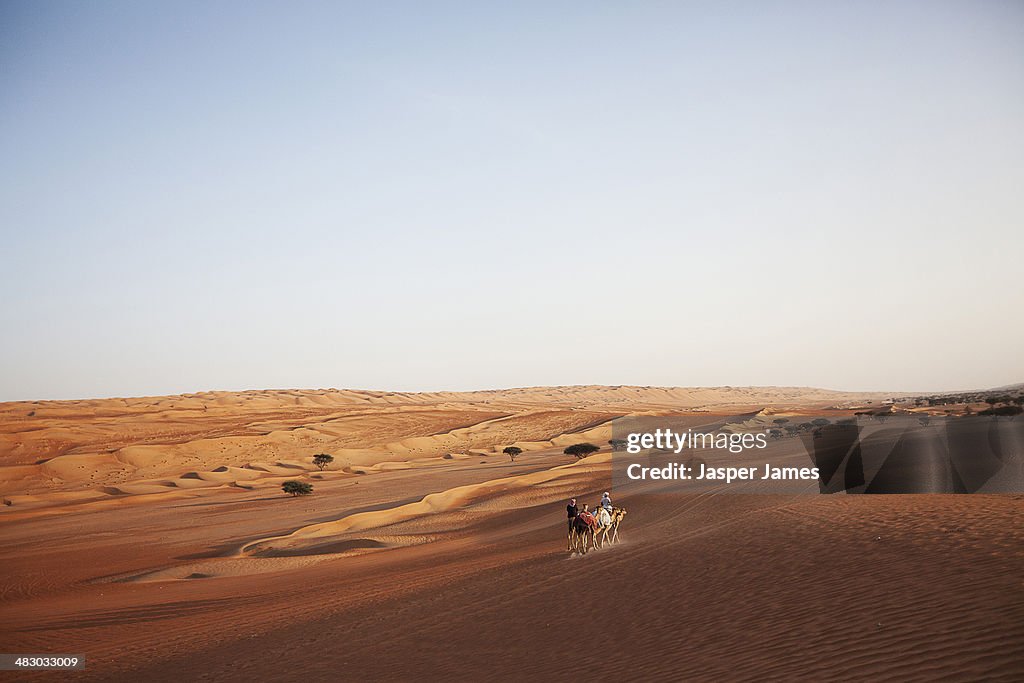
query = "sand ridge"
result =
(1, 385, 895, 509)
(0, 386, 1021, 680)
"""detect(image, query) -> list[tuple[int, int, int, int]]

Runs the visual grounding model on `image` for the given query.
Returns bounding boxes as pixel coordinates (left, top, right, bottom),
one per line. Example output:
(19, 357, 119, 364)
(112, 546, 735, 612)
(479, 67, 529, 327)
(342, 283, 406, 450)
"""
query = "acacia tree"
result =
(312, 453, 334, 471)
(564, 443, 600, 460)
(282, 481, 313, 496)
(503, 446, 523, 462)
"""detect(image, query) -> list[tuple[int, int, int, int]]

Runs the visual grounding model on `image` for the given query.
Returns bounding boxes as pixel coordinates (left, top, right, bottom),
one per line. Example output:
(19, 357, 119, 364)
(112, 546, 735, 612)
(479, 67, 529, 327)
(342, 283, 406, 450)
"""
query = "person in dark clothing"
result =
(566, 497, 579, 533)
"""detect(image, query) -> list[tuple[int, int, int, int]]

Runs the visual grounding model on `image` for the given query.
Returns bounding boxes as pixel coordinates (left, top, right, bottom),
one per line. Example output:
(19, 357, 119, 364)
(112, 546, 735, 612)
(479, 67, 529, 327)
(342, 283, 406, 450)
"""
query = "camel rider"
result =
(577, 504, 598, 531)
(566, 498, 578, 533)
(600, 491, 613, 512)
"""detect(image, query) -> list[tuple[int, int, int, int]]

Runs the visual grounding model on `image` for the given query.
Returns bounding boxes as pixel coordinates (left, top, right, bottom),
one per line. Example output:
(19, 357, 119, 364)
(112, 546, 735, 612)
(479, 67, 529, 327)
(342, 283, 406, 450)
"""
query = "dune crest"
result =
(240, 453, 611, 558)
(1, 385, 900, 508)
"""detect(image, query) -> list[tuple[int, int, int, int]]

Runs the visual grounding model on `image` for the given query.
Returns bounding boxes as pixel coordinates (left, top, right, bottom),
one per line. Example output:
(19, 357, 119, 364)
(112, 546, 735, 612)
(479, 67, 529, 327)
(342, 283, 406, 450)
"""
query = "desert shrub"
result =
(312, 454, 334, 470)
(564, 443, 600, 459)
(282, 480, 313, 496)
(503, 446, 523, 461)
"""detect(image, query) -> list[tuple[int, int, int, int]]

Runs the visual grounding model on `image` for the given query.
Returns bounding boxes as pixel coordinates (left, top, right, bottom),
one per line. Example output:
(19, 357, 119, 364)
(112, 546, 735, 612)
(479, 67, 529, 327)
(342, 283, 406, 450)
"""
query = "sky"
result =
(1, 1, 1023, 401)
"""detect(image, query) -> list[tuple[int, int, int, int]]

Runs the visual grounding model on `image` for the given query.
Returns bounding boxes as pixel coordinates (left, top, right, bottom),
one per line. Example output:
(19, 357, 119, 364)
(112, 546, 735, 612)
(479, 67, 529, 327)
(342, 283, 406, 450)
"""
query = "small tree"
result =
(769, 429, 783, 439)
(312, 453, 334, 471)
(282, 480, 313, 496)
(772, 418, 789, 426)
(564, 443, 600, 460)
(811, 418, 830, 427)
(608, 439, 628, 450)
(503, 446, 523, 462)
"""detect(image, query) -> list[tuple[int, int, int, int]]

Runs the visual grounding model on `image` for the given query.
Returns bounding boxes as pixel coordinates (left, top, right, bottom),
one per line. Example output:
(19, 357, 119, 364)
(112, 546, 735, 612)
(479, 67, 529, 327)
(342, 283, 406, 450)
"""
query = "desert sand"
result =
(1, 386, 1022, 681)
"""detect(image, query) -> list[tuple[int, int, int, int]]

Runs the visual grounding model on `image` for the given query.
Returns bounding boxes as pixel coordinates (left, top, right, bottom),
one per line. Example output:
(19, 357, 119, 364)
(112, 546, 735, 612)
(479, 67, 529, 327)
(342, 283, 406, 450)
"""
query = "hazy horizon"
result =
(4, 379, 1021, 405)
(3, 1, 1023, 402)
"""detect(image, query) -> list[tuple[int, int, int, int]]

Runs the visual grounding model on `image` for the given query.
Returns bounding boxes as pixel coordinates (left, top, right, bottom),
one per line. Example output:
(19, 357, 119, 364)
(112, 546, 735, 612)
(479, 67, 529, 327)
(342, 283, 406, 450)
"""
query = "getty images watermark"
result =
(611, 413, 1024, 495)
(622, 427, 817, 483)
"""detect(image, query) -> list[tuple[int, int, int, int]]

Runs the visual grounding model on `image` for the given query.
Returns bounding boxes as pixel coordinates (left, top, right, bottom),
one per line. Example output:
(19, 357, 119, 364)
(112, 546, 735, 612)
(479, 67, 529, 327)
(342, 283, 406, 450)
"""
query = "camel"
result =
(568, 506, 627, 553)
(568, 512, 598, 554)
(594, 506, 627, 548)
(607, 506, 627, 544)
(593, 506, 613, 548)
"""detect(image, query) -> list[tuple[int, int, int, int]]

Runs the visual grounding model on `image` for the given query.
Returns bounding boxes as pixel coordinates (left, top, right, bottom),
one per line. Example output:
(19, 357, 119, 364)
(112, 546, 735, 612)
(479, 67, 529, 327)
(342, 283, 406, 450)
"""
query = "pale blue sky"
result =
(2, 1, 1022, 401)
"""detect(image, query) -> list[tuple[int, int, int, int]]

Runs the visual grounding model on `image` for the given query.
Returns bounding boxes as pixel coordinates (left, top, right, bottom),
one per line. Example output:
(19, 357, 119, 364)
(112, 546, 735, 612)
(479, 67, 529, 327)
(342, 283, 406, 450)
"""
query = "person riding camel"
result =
(566, 498, 578, 533)
(576, 503, 598, 531)
(600, 491, 613, 512)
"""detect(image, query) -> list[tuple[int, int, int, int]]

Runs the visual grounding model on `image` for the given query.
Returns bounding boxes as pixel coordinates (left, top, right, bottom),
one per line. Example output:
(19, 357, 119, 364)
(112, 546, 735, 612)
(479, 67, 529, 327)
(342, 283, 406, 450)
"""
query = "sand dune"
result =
(0, 385, 896, 507)
(3, 385, 1018, 681)
(1, 437, 1021, 680)
(242, 453, 612, 558)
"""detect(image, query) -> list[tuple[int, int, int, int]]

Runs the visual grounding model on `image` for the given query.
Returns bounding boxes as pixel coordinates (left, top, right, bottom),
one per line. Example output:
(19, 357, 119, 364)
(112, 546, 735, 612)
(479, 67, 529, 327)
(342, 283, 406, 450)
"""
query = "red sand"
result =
(2, 388, 1021, 680)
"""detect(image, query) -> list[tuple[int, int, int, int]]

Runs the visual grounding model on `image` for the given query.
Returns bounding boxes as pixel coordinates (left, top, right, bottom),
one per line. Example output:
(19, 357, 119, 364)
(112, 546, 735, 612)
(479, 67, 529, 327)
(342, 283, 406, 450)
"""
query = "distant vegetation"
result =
(907, 390, 1024, 410)
(979, 405, 1023, 417)
(564, 443, 600, 459)
(282, 481, 313, 496)
(503, 446, 523, 461)
(312, 453, 334, 470)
